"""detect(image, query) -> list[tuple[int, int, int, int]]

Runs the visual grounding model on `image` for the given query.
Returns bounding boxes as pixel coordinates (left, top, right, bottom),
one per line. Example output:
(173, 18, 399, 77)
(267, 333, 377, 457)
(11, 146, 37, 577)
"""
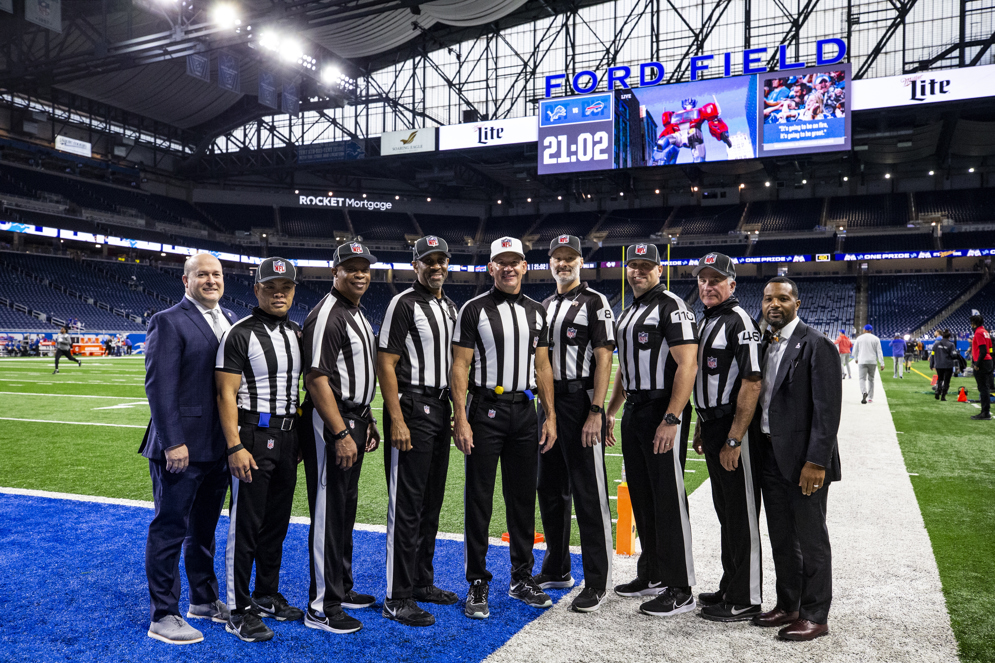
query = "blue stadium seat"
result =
(867, 274, 978, 337)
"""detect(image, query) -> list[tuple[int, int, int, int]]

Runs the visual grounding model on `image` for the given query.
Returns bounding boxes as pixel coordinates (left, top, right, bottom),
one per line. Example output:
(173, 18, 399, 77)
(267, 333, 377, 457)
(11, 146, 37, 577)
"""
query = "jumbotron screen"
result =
(537, 63, 851, 174)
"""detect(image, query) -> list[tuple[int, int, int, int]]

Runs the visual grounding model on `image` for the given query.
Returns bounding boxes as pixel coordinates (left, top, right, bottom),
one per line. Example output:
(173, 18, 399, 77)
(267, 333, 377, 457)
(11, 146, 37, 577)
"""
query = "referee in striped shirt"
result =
(606, 242, 699, 617)
(689, 253, 764, 622)
(452, 236, 557, 620)
(377, 236, 459, 627)
(216, 257, 304, 642)
(536, 234, 616, 613)
(300, 242, 381, 635)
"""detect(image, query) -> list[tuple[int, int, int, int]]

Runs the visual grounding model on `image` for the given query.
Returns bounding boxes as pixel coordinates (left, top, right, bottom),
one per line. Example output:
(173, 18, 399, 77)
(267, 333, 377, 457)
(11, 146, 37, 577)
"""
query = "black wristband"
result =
(226, 444, 245, 457)
(333, 429, 350, 441)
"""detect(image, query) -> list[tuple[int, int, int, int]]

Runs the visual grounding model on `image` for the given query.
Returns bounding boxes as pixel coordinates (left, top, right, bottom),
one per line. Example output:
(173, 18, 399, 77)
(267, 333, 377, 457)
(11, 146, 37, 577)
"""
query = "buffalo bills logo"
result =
(707, 356, 718, 369)
(501, 238, 513, 248)
(487, 409, 496, 419)
(273, 260, 286, 274)
(635, 245, 647, 255)
(704, 254, 717, 264)
(427, 236, 439, 247)
(566, 327, 577, 339)
(350, 243, 364, 254)
(638, 331, 649, 344)
(558, 235, 569, 244)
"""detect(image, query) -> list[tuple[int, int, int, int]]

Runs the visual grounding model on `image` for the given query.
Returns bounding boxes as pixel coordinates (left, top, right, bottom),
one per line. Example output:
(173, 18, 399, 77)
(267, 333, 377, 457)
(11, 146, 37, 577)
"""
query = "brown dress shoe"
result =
(778, 618, 829, 641)
(751, 607, 799, 627)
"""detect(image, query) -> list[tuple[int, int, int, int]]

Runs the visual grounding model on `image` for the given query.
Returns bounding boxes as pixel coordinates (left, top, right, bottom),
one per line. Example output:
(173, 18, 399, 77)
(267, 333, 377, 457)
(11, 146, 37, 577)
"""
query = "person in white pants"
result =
(852, 325, 885, 404)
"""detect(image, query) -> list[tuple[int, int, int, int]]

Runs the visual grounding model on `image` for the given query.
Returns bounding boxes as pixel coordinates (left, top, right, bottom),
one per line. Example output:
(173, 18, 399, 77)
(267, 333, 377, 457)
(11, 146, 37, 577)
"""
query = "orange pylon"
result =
(615, 482, 636, 555)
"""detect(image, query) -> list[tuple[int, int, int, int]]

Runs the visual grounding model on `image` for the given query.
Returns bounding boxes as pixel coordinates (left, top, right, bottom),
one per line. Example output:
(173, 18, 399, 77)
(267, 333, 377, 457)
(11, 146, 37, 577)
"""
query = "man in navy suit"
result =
(141, 253, 239, 645)
(751, 276, 842, 642)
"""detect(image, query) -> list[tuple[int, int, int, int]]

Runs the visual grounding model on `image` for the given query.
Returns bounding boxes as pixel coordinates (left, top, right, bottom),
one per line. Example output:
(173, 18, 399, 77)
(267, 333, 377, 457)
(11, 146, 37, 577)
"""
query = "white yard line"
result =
(0, 417, 146, 428)
(485, 377, 958, 663)
(0, 391, 148, 400)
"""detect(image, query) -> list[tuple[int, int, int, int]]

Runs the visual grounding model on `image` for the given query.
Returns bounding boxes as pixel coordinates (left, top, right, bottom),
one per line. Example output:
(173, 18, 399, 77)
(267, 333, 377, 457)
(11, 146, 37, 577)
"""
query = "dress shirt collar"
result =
(554, 282, 586, 300)
(185, 293, 219, 315)
(770, 316, 801, 343)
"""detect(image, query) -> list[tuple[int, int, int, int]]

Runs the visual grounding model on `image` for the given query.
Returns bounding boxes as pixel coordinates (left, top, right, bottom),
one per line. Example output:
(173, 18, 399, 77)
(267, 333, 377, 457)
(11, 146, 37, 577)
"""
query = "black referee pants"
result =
(383, 392, 451, 600)
(224, 420, 298, 614)
(700, 415, 762, 606)
(53, 348, 79, 369)
(975, 359, 993, 417)
(537, 388, 613, 591)
(300, 401, 367, 615)
(620, 397, 694, 588)
(464, 394, 539, 585)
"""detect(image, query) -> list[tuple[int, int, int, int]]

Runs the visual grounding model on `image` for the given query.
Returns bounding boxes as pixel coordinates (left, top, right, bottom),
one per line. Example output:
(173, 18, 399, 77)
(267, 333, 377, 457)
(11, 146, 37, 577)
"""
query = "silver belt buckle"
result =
(280, 417, 294, 431)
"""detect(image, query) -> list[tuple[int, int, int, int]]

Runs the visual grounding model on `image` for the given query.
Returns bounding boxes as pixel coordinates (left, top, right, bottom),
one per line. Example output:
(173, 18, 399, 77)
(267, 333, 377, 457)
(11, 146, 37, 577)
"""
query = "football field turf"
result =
(0, 355, 709, 545)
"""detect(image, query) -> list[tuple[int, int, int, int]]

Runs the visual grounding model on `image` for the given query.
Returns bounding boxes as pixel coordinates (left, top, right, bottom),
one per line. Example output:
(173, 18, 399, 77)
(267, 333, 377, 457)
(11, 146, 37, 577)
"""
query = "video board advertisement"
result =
(757, 64, 851, 156)
(538, 93, 614, 175)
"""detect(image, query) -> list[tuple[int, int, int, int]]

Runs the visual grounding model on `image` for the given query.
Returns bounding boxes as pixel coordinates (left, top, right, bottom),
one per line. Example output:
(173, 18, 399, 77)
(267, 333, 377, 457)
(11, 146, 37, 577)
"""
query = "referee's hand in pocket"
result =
(229, 448, 258, 483)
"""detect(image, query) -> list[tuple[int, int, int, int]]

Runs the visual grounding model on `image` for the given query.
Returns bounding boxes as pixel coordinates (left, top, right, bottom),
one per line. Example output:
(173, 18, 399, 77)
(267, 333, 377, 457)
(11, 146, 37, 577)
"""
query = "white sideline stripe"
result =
(0, 417, 146, 428)
(0, 379, 145, 386)
(0, 391, 148, 400)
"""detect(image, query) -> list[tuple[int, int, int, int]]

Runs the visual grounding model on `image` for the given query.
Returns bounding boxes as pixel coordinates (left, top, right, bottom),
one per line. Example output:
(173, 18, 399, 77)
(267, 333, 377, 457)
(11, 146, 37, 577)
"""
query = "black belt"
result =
(471, 386, 531, 403)
(626, 389, 669, 405)
(553, 379, 592, 395)
(338, 401, 372, 419)
(238, 409, 296, 431)
(696, 402, 736, 422)
(405, 385, 450, 400)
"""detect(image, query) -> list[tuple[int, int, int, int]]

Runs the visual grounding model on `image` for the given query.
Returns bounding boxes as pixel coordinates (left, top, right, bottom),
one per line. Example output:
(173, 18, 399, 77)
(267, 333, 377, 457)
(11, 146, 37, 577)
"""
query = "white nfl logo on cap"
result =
(273, 260, 286, 274)
(350, 243, 363, 253)
(558, 235, 569, 244)
(501, 238, 512, 248)
(427, 236, 439, 247)
(635, 245, 647, 255)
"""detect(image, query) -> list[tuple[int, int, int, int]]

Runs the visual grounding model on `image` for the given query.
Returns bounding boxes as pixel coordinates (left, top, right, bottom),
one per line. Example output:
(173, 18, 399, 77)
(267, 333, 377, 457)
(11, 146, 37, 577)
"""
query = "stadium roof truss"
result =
(0, 0, 992, 189)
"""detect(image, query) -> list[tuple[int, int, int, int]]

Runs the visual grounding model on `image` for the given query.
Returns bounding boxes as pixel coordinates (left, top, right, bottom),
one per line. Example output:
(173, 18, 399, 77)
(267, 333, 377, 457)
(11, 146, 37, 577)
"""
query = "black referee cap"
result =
(548, 234, 583, 257)
(333, 241, 378, 267)
(692, 252, 737, 280)
(256, 257, 297, 283)
(624, 243, 660, 265)
(413, 235, 451, 261)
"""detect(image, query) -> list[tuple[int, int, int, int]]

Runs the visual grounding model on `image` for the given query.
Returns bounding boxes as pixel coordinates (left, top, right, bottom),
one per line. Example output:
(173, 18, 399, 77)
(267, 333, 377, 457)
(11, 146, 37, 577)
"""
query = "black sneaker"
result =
(639, 587, 696, 617)
(252, 593, 304, 621)
(382, 598, 435, 627)
(614, 577, 666, 597)
(413, 585, 459, 605)
(861, 393, 867, 404)
(304, 607, 362, 634)
(970, 413, 992, 420)
(697, 590, 723, 607)
(509, 576, 552, 608)
(226, 611, 275, 642)
(700, 602, 762, 622)
(464, 580, 489, 619)
(342, 590, 375, 609)
(571, 587, 607, 613)
(533, 572, 575, 590)
(52, 369, 58, 374)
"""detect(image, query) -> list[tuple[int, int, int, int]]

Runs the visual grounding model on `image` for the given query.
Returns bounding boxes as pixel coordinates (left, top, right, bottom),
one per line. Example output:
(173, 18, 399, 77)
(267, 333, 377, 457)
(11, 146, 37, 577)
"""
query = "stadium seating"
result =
(929, 278, 995, 338)
(867, 274, 978, 337)
(0, 300, 55, 332)
(199, 203, 275, 232)
(536, 211, 602, 243)
(915, 188, 995, 225)
(827, 193, 909, 228)
(412, 214, 479, 245)
(350, 210, 419, 241)
(940, 230, 995, 251)
(749, 199, 824, 232)
(843, 233, 933, 253)
(596, 208, 669, 240)
(482, 215, 539, 241)
(280, 207, 349, 237)
(753, 236, 835, 255)
(671, 204, 743, 235)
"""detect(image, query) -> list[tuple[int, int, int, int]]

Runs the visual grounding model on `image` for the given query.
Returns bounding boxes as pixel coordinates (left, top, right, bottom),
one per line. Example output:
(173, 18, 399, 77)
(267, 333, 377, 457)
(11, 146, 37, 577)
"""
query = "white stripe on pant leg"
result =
(671, 435, 696, 586)
(225, 477, 240, 609)
(739, 432, 763, 605)
(385, 445, 399, 599)
(591, 440, 613, 588)
(310, 410, 329, 614)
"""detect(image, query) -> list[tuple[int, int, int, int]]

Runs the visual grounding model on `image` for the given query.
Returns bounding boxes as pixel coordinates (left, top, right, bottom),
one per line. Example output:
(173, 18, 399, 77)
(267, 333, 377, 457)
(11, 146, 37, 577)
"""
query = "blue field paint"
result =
(0, 494, 581, 663)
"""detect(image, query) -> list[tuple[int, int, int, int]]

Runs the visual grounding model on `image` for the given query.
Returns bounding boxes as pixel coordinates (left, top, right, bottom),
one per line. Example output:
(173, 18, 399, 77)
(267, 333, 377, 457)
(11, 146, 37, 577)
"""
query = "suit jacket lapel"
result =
(773, 320, 808, 394)
(181, 298, 217, 345)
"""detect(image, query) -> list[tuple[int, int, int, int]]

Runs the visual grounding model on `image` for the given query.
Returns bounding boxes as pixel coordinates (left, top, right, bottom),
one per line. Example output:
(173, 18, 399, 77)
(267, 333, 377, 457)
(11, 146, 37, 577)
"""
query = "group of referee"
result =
(146, 229, 839, 645)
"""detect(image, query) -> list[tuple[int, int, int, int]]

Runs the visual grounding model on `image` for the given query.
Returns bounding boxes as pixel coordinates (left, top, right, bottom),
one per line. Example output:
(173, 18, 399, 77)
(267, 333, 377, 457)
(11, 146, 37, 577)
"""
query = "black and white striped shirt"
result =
(379, 281, 458, 389)
(302, 288, 377, 406)
(693, 297, 762, 415)
(216, 307, 303, 416)
(453, 287, 549, 392)
(616, 284, 698, 392)
(542, 282, 615, 382)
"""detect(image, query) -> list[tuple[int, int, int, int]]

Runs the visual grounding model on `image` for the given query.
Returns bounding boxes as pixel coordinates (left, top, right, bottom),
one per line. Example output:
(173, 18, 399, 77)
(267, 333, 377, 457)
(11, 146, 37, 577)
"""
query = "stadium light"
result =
(262, 234, 267, 237)
(294, 189, 299, 194)
(160, 252, 166, 256)
(885, 173, 891, 179)
(655, 189, 660, 194)
(427, 197, 431, 202)
(497, 200, 502, 204)
(843, 176, 849, 181)
(557, 195, 562, 200)
(739, 183, 745, 189)
(279, 37, 304, 62)
(929, 170, 934, 176)
(395, 195, 399, 200)
(328, 191, 333, 195)
(210, 3, 240, 30)
(527, 197, 532, 202)
(969, 167, 975, 173)
(362, 193, 367, 198)
(764, 181, 770, 187)
(258, 30, 279, 50)
(802, 179, 807, 184)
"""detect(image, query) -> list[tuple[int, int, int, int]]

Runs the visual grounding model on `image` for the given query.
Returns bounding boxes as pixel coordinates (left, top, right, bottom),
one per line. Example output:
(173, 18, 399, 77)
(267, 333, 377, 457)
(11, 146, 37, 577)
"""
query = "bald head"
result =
(183, 253, 224, 308)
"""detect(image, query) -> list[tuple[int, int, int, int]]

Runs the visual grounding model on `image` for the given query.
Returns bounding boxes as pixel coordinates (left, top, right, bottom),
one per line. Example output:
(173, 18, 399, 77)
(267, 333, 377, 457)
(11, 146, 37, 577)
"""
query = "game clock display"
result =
(538, 93, 614, 175)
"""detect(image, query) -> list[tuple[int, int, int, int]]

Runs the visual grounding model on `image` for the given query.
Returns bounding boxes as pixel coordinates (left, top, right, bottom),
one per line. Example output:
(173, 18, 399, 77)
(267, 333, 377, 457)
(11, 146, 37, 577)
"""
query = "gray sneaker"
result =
(187, 599, 230, 624)
(147, 615, 204, 645)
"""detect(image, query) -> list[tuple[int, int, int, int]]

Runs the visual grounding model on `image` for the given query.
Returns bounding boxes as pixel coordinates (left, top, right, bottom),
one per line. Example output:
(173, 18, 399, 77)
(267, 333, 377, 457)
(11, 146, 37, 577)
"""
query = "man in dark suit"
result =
(141, 253, 239, 645)
(752, 276, 841, 641)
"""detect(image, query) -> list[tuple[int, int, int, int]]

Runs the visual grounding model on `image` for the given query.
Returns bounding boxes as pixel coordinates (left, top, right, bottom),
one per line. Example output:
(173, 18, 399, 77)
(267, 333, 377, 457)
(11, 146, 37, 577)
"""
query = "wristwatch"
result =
(590, 404, 605, 414)
(726, 437, 742, 448)
(663, 413, 681, 426)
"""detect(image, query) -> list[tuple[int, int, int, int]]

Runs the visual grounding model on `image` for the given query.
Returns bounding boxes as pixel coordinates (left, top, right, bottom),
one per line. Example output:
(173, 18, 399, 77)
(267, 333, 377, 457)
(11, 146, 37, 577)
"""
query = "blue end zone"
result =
(0, 493, 583, 663)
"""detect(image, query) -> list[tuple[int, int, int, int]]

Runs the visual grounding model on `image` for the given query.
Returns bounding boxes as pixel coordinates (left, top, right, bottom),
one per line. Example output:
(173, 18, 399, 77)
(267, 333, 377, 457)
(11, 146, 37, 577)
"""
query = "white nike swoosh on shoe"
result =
(385, 605, 397, 617)
(730, 606, 754, 615)
(647, 581, 662, 588)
